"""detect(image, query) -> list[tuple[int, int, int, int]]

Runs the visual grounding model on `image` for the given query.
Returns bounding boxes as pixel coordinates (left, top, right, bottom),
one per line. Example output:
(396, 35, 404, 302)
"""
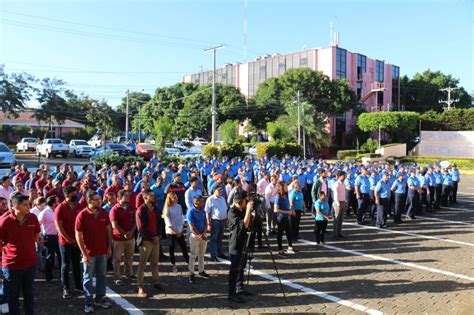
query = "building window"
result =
(259, 63, 266, 81)
(357, 82, 363, 99)
(336, 48, 347, 79)
(357, 54, 366, 79)
(299, 57, 308, 67)
(376, 60, 384, 82)
(392, 65, 400, 79)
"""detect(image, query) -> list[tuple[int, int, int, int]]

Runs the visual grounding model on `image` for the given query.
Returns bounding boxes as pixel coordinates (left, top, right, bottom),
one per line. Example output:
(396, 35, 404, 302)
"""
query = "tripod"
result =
(238, 212, 287, 301)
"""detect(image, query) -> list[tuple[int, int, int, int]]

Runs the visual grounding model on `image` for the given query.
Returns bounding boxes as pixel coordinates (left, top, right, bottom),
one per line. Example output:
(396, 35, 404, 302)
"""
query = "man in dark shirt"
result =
(227, 191, 254, 303)
(164, 174, 187, 214)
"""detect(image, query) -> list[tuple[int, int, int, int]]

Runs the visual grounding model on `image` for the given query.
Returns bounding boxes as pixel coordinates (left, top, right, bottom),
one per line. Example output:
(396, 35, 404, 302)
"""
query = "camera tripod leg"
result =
(263, 231, 287, 301)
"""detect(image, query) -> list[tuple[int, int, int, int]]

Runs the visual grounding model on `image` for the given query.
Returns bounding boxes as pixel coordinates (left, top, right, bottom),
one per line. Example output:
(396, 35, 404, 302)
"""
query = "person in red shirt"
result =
(135, 181, 150, 210)
(0, 194, 41, 314)
(75, 191, 112, 313)
(104, 175, 122, 200)
(123, 181, 138, 211)
(136, 189, 162, 298)
(54, 186, 83, 299)
(45, 180, 65, 203)
(35, 170, 48, 196)
(61, 171, 77, 188)
(109, 190, 136, 286)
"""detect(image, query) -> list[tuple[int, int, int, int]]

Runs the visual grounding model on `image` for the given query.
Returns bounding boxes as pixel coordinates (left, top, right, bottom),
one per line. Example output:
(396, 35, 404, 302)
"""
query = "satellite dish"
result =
(439, 160, 450, 168)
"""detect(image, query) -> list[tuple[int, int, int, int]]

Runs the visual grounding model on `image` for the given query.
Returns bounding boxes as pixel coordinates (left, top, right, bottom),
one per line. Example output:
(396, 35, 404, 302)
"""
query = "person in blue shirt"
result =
(313, 191, 331, 244)
(368, 170, 378, 220)
(449, 164, 460, 204)
(424, 167, 436, 212)
(417, 168, 428, 213)
(289, 181, 304, 240)
(391, 172, 406, 224)
(186, 195, 210, 284)
(274, 181, 295, 257)
(354, 168, 371, 225)
(150, 177, 166, 210)
(374, 171, 391, 228)
(405, 170, 420, 219)
(344, 172, 357, 216)
(441, 169, 452, 207)
(433, 165, 443, 210)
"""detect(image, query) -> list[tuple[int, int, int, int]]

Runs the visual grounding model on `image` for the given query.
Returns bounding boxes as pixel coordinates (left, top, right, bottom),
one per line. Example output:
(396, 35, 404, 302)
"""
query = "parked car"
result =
(193, 137, 209, 146)
(173, 140, 194, 152)
(136, 143, 157, 160)
(16, 138, 38, 152)
(164, 147, 180, 155)
(0, 142, 16, 168)
(88, 135, 103, 148)
(69, 139, 93, 158)
(249, 142, 268, 156)
(36, 139, 69, 158)
(89, 143, 131, 157)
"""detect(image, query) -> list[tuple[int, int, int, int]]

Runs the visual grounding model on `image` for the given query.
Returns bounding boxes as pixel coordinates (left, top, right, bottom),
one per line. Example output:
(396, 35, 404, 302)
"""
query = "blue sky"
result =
(1, 0, 472, 107)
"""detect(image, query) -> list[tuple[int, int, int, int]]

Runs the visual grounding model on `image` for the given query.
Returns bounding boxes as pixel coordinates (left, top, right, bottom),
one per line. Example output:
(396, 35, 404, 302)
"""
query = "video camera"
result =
(248, 192, 266, 220)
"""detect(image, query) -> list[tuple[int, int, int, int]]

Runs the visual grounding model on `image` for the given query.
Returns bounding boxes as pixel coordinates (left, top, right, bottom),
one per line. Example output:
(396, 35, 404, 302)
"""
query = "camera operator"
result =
(228, 191, 255, 303)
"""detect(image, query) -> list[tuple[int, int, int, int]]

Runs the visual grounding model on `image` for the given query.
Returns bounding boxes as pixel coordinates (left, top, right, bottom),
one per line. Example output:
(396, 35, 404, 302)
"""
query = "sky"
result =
(1, 0, 472, 108)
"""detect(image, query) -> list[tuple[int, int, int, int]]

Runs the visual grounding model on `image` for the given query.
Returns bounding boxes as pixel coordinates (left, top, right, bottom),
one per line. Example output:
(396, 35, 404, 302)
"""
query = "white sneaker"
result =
(1, 303, 9, 314)
(286, 247, 295, 254)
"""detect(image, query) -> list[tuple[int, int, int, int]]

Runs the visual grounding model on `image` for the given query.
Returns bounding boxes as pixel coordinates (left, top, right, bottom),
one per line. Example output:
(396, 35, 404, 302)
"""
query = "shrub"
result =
(91, 153, 144, 170)
(337, 150, 359, 160)
(203, 145, 219, 157)
(220, 143, 244, 158)
(257, 143, 302, 158)
(399, 157, 474, 170)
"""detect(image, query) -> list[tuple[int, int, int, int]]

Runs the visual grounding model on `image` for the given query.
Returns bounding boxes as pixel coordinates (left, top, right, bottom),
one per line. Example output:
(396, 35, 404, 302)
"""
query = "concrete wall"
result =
(417, 131, 474, 158)
(375, 143, 407, 157)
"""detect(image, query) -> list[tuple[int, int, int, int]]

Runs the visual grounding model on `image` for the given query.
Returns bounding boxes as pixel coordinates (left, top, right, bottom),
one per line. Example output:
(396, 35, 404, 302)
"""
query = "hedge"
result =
(337, 150, 359, 160)
(91, 153, 144, 170)
(203, 144, 244, 158)
(399, 157, 474, 170)
(256, 143, 302, 159)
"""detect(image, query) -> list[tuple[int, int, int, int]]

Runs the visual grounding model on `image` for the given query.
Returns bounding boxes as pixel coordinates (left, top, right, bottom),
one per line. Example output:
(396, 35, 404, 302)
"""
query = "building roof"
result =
(0, 111, 85, 128)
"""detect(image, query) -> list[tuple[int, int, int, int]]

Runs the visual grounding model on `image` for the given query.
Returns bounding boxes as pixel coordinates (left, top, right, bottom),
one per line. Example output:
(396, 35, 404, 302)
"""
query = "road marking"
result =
(417, 215, 474, 226)
(298, 239, 474, 282)
(105, 287, 144, 314)
(344, 222, 474, 247)
(213, 256, 383, 315)
(440, 206, 474, 212)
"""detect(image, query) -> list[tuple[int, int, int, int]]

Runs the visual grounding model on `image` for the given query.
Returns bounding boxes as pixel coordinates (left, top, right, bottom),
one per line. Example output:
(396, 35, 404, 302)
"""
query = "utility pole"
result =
(204, 44, 224, 145)
(297, 91, 301, 145)
(125, 89, 129, 142)
(138, 104, 141, 143)
(439, 87, 459, 111)
(302, 105, 306, 159)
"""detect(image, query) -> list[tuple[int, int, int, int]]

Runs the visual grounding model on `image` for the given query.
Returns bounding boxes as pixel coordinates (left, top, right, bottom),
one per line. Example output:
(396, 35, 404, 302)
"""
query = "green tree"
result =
(401, 70, 471, 112)
(34, 78, 69, 128)
(267, 117, 294, 143)
(86, 101, 122, 139)
(358, 112, 420, 143)
(247, 78, 285, 130)
(153, 117, 174, 148)
(0, 66, 36, 117)
(176, 87, 212, 139)
(118, 91, 151, 115)
(220, 119, 239, 144)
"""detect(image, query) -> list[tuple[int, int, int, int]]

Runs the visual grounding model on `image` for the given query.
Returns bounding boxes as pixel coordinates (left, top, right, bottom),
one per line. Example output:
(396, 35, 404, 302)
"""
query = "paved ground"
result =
(27, 174, 474, 314)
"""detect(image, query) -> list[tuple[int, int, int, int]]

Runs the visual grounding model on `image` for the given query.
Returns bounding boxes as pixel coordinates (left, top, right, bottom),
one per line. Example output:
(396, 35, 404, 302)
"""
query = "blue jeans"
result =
(2, 265, 36, 315)
(210, 219, 226, 258)
(83, 255, 107, 306)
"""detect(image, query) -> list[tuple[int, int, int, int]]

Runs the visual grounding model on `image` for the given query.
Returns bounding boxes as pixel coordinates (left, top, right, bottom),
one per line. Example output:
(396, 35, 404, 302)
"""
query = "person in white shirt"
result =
(38, 196, 61, 284)
(0, 176, 15, 207)
(332, 171, 347, 240)
(256, 173, 270, 196)
(264, 175, 278, 234)
(205, 184, 228, 261)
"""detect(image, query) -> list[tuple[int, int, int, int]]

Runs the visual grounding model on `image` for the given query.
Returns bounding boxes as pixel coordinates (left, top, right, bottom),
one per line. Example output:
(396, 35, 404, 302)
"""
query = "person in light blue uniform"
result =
(433, 165, 443, 210)
(405, 170, 420, 219)
(374, 171, 391, 228)
(449, 164, 460, 204)
(391, 172, 406, 223)
(313, 191, 331, 244)
(344, 172, 357, 216)
(441, 169, 452, 207)
(368, 170, 378, 219)
(354, 168, 371, 224)
(424, 167, 436, 212)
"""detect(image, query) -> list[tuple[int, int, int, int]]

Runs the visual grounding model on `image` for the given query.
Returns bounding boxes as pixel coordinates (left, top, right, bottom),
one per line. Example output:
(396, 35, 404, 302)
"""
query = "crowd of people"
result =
(0, 154, 461, 312)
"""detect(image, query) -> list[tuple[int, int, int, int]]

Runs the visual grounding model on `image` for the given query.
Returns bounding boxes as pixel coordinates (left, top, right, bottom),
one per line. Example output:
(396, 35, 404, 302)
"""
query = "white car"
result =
(0, 142, 16, 168)
(164, 147, 180, 155)
(16, 138, 38, 152)
(69, 139, 93, 158)
(36, 138, 69, 158)
(193, 137, 209, 146)
(88, 135, 103, 148)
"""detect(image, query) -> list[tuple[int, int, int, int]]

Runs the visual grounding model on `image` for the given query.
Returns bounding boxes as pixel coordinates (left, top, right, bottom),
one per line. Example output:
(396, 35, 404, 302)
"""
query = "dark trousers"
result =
(228, 252, 247, 297)
(369, 191, 376, 219)
(276, 216, 292, 251)
(420, 188, 428, 212)
(405, 190, 419, 218)
(304, 185, 312, 210)
(427, 186, 435, 211)
(434, 184, 442, 209)
(59, 244, 83, 291)
(451, 181, 458, 203)
(291, 211, 302, 240)
(394, 193, 405, 223)
(43, 234, 61, 281)
(314, 220, 327, 244)
(376, 198, 389, 227)
(441, 185, 451, 206)
(168, 234, 189, 265)
(2, 265, 36, 315)
(345, 190, 357, 215)
(357, 193, 370, 223)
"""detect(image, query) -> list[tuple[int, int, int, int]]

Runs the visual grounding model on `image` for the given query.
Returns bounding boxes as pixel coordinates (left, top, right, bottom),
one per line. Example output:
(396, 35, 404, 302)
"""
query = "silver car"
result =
(0, 142, 16, 168)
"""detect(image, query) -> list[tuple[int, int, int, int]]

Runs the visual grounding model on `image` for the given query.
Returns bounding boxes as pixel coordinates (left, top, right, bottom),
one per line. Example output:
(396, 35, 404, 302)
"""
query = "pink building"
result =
(183, 45, 400, 145)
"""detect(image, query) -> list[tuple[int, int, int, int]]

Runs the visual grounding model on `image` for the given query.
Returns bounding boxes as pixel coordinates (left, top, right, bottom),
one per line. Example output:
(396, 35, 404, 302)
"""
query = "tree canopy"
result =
(358, 111, 420, 143)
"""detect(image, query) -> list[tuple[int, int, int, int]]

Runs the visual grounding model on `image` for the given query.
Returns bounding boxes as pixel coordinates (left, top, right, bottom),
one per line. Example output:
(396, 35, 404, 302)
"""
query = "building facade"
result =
(183, 45, 400, 145)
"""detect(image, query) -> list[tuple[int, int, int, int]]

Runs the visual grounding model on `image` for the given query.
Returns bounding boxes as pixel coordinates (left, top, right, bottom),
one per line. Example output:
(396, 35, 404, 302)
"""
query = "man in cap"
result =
(374, 171, 391, 228)
(449, 164, 460, 204)
(391, 172, 406, 224)
(405, 169, 420, 220)
(354, 168, 371, 225)
(205, 183, 228, 261)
